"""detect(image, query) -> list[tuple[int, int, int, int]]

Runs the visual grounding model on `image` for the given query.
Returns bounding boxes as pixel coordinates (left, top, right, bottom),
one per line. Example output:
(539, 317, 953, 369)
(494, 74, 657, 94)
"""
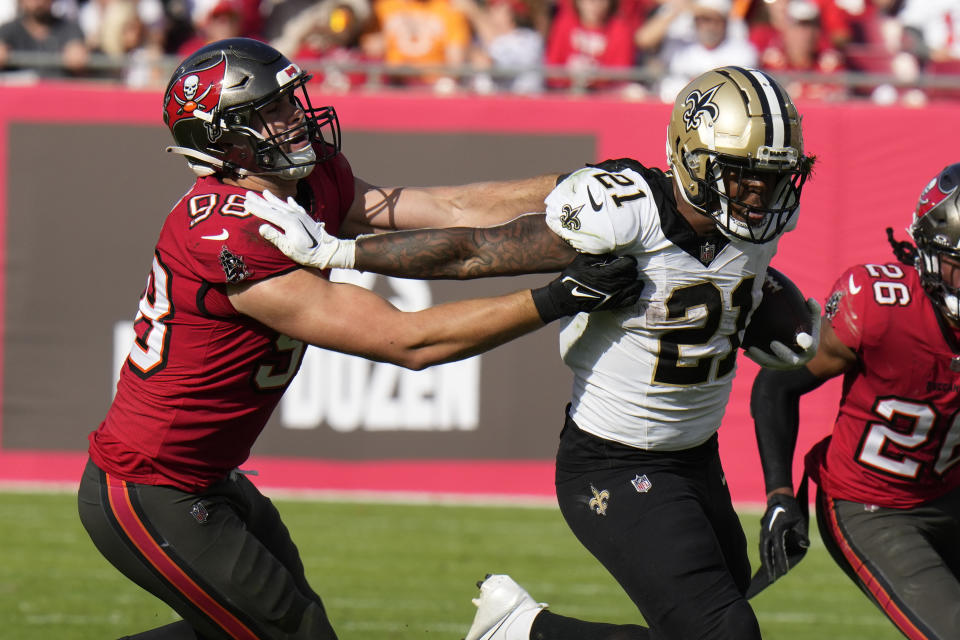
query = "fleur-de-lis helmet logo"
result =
(681, 83, 722, 131)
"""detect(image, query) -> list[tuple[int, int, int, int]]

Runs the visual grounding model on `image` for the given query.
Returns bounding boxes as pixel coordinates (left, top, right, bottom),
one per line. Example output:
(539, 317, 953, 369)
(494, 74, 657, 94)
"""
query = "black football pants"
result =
(552, 416, 759, 640)
(817, 485, 960, 640)
(77, 458, 337, 640)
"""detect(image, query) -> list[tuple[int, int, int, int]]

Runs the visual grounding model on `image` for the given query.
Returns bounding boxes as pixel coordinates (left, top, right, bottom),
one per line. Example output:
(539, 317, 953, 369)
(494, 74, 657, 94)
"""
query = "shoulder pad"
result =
(169, 181, 296, 284)
(825, 262, 911, 351)
(544, 166, 649, 253)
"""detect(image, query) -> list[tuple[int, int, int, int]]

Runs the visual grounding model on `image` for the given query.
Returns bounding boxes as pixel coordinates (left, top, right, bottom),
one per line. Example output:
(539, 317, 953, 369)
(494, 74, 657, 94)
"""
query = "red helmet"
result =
(163, 38, 340, 180)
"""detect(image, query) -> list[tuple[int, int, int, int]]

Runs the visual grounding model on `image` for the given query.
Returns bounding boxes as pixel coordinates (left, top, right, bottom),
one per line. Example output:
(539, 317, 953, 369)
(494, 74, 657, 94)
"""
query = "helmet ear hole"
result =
(219, 134, 255, 168)
(257, 151, 275, 168)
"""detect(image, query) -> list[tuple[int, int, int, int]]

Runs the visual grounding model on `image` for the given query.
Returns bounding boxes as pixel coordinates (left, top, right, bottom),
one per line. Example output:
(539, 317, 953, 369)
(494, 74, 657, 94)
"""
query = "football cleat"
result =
(464, 574, 547, 640)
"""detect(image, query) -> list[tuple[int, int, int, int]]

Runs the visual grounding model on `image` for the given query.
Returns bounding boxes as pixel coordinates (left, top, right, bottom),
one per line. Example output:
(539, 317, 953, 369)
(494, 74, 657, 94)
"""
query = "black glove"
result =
(531, 253, 642, 323)
(746, 493, 809, 598)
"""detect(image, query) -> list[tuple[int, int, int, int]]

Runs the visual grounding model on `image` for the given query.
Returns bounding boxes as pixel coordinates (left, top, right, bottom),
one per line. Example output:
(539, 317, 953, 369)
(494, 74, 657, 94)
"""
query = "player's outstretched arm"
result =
(341, 174, 561, 236)
(752, 319, 857, 496)
(748, 364, 822, 596)
(350, 214, 575, 278)
(747, 319, 857, 596)
(247, 190, 577, 278)
(228, 252, 641, 370)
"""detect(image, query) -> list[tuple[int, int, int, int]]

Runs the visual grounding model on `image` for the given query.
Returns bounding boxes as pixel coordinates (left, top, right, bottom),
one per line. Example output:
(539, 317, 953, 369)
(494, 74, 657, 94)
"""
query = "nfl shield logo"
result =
(630, 474, 652, 493)
(699, 241, 716, 263)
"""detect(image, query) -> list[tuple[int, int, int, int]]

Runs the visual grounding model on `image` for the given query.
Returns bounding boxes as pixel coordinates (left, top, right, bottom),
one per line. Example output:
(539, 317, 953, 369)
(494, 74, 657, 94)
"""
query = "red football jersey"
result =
(89, 152, 355, 491)
(808, 262, 960, 508)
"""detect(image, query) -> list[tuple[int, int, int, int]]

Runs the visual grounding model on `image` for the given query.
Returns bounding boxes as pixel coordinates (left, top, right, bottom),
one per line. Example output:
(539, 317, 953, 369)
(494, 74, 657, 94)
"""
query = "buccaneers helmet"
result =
(163, 38, 340, 179)
(910, 163, 960, 320)
(666, 66, 811, 243)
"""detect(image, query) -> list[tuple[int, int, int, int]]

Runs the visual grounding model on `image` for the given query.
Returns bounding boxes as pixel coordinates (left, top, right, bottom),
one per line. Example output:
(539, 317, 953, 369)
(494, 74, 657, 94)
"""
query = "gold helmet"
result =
(665, 66, 811, 243)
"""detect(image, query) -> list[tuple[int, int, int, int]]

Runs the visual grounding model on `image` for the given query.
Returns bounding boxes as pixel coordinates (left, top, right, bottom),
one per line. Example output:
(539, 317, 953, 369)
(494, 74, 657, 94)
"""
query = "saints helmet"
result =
(163, 37, 340, 180)
(665, 66, 811, 243)
(909, 163, 960, 320)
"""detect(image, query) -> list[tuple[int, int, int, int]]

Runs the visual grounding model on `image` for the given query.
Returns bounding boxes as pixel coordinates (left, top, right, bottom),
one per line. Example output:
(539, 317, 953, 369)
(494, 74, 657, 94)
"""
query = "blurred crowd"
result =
(1, 0, 958, 103)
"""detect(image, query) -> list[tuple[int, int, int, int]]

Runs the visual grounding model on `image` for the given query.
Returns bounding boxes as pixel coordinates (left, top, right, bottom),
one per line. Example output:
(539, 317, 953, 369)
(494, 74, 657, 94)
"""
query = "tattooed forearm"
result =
(354, 214, 577, 279)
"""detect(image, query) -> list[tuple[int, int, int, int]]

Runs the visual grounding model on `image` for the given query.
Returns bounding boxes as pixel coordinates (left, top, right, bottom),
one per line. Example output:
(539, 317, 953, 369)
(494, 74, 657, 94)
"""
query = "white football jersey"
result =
(545, 163, 784, 450)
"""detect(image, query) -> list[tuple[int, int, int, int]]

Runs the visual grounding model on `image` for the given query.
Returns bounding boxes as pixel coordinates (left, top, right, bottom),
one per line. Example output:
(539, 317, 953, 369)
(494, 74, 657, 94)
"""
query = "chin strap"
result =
(166, 146, 253, 178)
(167, 145, 315, 180)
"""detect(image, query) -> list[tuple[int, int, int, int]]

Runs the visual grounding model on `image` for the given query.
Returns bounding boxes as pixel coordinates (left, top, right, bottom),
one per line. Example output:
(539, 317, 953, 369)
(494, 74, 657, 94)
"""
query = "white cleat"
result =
(464, 574, 547, 640)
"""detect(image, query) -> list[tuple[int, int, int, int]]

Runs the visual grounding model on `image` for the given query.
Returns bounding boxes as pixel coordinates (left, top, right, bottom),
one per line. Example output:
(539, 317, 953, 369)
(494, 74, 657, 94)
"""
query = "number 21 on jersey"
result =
(654, 277, 754, 384)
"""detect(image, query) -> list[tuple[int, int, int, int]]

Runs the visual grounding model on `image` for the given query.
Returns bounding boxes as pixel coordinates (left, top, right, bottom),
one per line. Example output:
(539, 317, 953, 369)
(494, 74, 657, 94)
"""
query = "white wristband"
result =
(330, 239, 357, 269)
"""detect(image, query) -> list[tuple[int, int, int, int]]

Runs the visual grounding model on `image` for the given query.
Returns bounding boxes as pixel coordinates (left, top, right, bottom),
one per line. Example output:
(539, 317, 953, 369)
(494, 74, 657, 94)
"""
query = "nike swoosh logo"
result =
(298, 220, 319, 249)
(848, 274, 861, 294)
(768, 506, 787, 531)
(201, 228, 229, 241)
(587, 188, 604, 212)
(562, 276, 613, 307)
(570, 286, 602, 300)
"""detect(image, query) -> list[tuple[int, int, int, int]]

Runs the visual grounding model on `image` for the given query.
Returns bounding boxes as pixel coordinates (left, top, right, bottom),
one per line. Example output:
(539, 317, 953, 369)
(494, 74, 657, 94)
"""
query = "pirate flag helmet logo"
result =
(164, 55, 226, 132)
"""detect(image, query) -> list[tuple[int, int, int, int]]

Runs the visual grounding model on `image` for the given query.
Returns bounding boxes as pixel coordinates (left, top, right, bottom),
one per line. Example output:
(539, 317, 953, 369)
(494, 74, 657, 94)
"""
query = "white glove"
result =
(244, 190, 356, 270)
(745, 298, 821, 370)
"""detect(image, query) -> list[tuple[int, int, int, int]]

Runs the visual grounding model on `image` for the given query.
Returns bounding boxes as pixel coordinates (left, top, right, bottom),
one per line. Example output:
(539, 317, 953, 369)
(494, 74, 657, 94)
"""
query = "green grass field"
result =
(0, 490, 903, 639)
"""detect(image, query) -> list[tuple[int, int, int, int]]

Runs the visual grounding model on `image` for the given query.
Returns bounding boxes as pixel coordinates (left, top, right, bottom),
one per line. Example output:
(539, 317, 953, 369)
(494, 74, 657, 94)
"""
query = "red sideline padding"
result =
(0, 450, 557, 501)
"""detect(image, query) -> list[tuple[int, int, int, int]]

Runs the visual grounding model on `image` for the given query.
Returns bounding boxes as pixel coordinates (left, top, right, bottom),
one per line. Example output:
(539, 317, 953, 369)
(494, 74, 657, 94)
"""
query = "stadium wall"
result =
(0, 84, 955, 504)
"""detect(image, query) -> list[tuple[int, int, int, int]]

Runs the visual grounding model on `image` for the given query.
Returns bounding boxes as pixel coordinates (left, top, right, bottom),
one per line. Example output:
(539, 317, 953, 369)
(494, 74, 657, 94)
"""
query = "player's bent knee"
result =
(715, 599, 761, 640)
(660, 598, 759, 640)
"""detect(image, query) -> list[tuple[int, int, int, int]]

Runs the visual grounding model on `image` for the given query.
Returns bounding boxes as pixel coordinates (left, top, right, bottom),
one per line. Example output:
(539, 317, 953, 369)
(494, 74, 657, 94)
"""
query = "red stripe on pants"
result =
(105, 474, 259, 640)
(822, 494, 928, 640)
